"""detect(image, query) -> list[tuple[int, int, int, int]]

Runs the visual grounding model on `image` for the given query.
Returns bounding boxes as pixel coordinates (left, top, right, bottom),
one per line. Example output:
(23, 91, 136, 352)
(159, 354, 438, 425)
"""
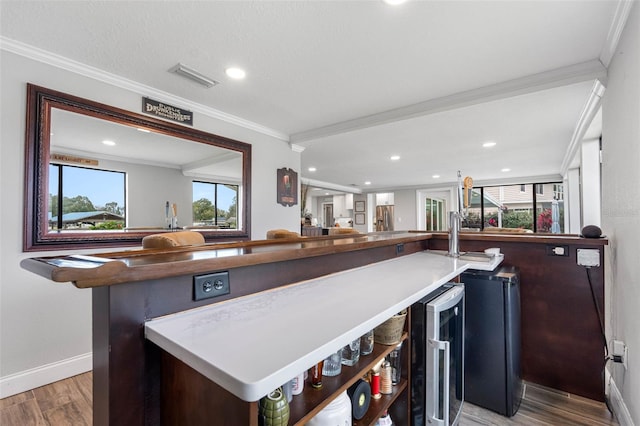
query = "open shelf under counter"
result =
(289, 334, 407, 425)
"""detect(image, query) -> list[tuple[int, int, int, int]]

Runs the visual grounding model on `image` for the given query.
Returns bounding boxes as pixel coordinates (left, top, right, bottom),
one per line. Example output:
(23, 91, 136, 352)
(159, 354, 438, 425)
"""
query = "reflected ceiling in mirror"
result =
(50, 109, 243, 183)
(24, 84, 251, 251)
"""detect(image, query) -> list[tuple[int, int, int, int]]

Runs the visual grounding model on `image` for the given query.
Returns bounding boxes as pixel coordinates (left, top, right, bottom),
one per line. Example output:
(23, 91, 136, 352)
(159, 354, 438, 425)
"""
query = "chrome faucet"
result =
(448, 210, 462, 257)
(448, 171, 468, 257)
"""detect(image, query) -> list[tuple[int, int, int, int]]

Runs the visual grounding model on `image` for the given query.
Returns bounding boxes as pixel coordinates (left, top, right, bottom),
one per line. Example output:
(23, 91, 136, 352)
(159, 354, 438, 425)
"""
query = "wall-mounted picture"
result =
(355, 213, 365, 225)
(355, 200, 365, 212)
(277, 167, 298, 206)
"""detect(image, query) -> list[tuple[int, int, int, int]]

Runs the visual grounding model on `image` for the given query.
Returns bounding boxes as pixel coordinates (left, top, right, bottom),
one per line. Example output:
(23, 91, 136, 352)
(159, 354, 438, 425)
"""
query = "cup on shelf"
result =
(341, 338, 361, 366)
(322, 348, 343, 376)
(361, 329, 375, 356)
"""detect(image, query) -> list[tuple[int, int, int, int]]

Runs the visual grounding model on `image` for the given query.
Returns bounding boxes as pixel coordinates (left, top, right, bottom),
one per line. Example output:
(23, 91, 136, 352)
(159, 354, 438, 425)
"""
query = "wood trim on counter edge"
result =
(19, 233, 433, 288)
(424, 231, 609, 245)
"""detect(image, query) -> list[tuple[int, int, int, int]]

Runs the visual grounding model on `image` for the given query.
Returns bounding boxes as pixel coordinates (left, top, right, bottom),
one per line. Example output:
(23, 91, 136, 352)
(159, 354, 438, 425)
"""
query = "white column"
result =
(565, 168, 581, 234)
(580, 139, 601, 227)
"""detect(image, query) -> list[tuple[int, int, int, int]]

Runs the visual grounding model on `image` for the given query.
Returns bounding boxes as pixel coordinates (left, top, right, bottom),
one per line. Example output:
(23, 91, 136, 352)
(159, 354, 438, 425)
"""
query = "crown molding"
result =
(599, 0, 635, 68)
(290, 144, 306, 153)
(301, 178, 362, 194)
(290, 60, 607, 144)
(0, 37, 289, 142)
(560, 80, 605, 176)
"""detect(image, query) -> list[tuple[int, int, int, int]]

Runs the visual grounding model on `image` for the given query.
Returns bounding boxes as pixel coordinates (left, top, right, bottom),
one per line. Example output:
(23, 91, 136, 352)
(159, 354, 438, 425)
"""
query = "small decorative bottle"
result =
(310, 361, 324, 389)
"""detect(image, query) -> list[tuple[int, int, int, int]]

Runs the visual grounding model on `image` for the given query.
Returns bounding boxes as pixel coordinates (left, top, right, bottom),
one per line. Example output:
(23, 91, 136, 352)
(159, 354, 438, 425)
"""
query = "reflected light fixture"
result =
(432, 174, 440, 178)
(364, 181, 372, 185)
(170, 63, 218, 88)
(308, 167, 317, 172)
(102, 140, 116, 146)
(390, 155, 400, 161)
(383, 0, 407, 5)
(482, 141, 497, 148)
(501, 168, 511, 172)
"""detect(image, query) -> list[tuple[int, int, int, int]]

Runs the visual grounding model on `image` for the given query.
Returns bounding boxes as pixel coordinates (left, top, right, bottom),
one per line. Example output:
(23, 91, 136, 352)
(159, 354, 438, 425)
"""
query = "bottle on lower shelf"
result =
(375, 410, 393, 426)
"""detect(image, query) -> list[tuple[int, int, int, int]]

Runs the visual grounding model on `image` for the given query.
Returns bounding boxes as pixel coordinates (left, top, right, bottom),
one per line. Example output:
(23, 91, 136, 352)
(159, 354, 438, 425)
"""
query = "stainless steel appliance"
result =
(411, 283, 465, 426)
(461, 266, 522, 417)
(375, 205, 394, 231)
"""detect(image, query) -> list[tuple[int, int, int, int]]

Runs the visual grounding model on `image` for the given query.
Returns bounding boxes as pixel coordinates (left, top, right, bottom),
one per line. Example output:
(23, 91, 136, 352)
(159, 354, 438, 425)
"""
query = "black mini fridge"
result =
(461, 266, 522, 417)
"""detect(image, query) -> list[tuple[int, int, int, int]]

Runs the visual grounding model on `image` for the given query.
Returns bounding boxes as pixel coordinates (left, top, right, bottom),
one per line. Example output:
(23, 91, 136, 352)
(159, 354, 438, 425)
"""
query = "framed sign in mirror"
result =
(24, 84, 252, 251)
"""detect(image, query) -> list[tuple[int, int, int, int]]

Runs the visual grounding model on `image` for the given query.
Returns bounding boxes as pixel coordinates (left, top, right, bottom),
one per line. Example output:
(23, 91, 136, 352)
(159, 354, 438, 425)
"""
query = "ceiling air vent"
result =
(169, 63, 218, 88)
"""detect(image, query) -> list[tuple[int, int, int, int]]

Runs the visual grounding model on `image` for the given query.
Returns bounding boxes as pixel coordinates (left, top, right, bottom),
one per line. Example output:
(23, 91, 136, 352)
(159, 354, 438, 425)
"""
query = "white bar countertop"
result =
(144, 250, 503, 401)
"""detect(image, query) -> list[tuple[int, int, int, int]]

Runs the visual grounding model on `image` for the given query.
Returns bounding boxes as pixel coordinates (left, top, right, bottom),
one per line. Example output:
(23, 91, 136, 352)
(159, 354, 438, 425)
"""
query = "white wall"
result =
(0, 50, 300, 397)
(601, 3, 639, 424)
(581, 138, 602, 227)
(392, 189, 418, 231)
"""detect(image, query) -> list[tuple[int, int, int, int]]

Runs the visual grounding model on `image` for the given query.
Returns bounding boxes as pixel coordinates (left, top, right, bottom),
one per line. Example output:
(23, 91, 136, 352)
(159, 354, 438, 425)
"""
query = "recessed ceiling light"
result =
(483, 141, 497, 148)
(390, 155, 400, 161)
(501, 168, 511, 172)
(432, 174, 440, 178)
(325, 192, 330, 195)
(225, 67, 246, 80)
(383, 0, 407, 5)
(102, 140, 116, 146)
(308, 167, 317, 172)
(364, 181, 372, 185)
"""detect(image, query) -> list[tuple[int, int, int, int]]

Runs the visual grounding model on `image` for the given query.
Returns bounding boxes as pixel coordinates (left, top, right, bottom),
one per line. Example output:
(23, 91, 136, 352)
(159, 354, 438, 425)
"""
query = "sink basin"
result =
(458, 252, 495, 263)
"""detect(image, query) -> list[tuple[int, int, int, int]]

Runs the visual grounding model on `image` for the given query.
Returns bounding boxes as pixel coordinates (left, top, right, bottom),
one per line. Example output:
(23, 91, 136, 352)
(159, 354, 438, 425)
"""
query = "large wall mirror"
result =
(24, 84, 251, 251)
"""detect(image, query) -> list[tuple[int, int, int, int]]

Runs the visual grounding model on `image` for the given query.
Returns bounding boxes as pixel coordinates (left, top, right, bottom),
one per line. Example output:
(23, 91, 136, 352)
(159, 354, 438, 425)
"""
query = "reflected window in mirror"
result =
(192, 181, 238, 230)
(49, 163, 126, 231)
(24, 83, 251, 251)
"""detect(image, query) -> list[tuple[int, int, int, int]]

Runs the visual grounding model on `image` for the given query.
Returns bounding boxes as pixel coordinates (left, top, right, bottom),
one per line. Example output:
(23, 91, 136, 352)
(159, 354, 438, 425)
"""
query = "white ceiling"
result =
(0, 0, 624, 191)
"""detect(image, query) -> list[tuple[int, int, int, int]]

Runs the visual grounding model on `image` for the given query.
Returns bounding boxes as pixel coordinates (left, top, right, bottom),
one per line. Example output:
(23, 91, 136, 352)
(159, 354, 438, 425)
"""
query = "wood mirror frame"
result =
(24, 83, 251, 251)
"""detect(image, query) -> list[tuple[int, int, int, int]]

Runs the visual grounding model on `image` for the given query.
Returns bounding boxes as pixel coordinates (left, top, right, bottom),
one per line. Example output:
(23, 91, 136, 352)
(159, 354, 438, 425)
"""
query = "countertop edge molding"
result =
(19, 231, 601, 288)
(20, 232, 433, 288)
(144, 250, 503, 401)
(426, 231, 609, 245)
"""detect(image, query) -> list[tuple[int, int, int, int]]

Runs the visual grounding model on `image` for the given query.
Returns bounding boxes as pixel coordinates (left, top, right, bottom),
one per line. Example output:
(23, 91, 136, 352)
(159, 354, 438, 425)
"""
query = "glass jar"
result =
(341, 338, 361, 366)
(361, 329, 375, 355)
(322, 348, 343, 376)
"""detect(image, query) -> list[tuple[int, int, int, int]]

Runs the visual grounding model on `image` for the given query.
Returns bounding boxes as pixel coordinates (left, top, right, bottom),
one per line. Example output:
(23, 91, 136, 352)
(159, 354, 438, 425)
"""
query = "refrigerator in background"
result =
(375, 205, 394, 231)
(461, 266, 523, 417)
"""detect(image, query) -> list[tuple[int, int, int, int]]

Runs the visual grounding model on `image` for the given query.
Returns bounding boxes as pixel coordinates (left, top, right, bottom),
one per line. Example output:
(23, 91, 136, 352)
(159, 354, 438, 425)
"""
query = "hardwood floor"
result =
(0, 372, 92, 426)
(460, 382, 618, 426)
(0, 372, 617, 425)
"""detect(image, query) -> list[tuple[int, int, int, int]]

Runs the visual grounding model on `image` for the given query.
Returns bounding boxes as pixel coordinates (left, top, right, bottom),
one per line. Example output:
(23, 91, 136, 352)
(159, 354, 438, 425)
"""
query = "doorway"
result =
(417, 189, 451, 231)
(323, 203, 334, 228)
(425, 197, 445, 231)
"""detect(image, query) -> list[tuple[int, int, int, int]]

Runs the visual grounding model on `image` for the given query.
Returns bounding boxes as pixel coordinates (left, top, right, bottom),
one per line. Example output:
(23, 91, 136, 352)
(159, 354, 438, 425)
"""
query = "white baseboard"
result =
(606, 369, 635, 426)
(0, 352, 92, 399)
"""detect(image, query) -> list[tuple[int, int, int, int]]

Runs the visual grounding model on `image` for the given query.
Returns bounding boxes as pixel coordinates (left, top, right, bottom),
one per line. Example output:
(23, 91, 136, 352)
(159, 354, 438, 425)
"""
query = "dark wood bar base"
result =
(428, 232, 607, 402)
(22, 231, 607, 424)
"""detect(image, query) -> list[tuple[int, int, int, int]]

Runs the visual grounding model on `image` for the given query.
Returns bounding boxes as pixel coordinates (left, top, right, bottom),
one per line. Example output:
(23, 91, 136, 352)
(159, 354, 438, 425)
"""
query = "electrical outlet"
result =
(577, 248, 600, 267)
(396, 243, 404, 255)
(612, 340, 627, 370)
(546, 245, 569, 256)
(193, 271, 230, 301)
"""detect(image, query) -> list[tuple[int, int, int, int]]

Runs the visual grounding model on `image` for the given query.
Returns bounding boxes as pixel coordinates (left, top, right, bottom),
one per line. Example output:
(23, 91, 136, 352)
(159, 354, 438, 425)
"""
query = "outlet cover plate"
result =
(577, 248, 600, 267)
(194, 271, 230, 301)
